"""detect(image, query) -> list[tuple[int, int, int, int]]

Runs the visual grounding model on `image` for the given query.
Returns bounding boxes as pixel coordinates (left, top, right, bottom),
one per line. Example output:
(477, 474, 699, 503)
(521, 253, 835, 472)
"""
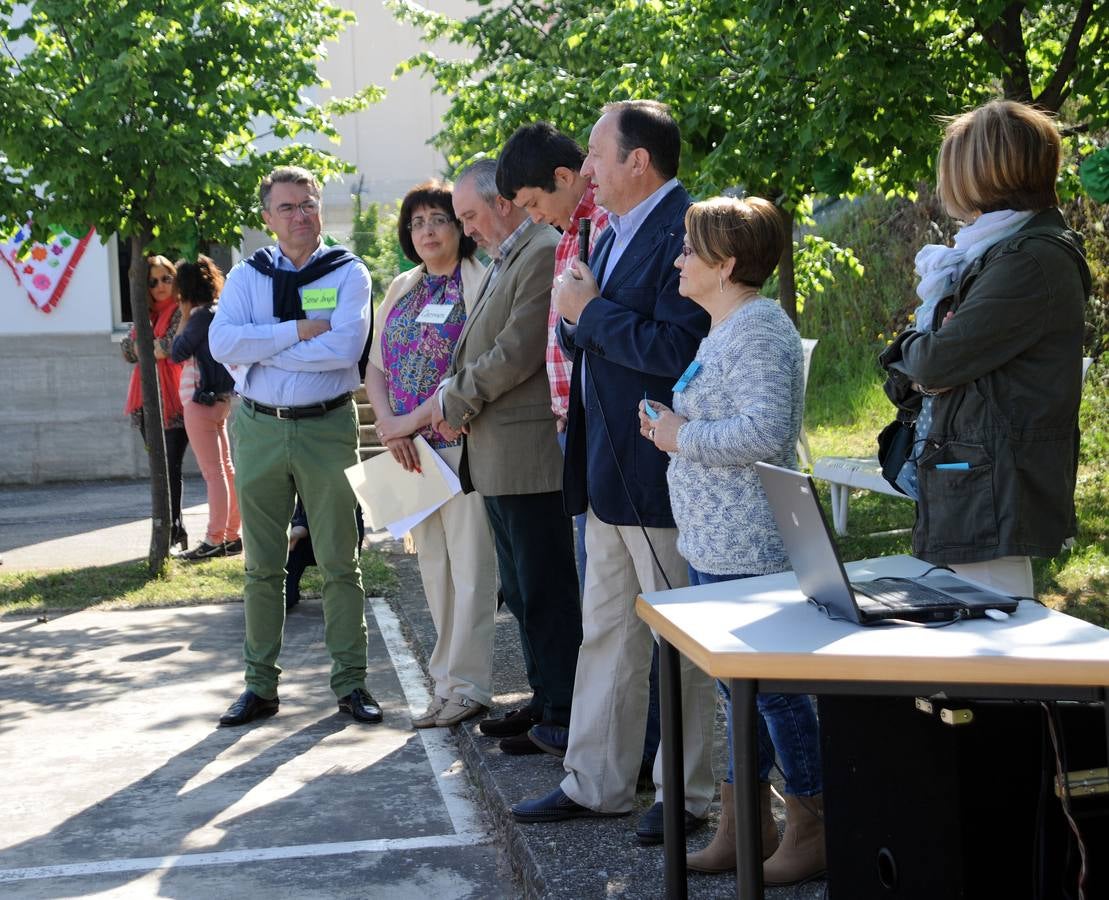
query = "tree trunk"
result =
(128, 230, 173, 574)
(777, 205, 798, 325)
(982, 3, 1034, 103)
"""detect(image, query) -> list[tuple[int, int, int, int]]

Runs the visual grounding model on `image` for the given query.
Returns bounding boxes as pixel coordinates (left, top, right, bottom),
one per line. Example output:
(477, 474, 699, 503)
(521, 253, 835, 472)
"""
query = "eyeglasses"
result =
(148, 274, 175, 288)
(680, 245, 696, 258)
(270, 199, 321, 219)
(407, 213, 453, 231)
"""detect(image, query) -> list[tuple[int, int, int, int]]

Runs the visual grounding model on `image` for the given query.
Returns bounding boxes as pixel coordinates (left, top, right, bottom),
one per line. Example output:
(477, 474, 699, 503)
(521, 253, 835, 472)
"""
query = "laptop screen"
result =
(756, 462, 863, 622)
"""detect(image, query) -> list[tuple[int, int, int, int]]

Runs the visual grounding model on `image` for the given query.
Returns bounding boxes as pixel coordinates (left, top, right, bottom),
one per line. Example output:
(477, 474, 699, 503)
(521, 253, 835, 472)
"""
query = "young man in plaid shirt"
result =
(496, 124, 607, 590)
(497, 123, 609, 436)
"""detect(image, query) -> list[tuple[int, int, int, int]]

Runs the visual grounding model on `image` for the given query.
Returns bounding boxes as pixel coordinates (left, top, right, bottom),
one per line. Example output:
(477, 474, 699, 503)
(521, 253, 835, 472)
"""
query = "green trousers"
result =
(231, 399, 367, 699)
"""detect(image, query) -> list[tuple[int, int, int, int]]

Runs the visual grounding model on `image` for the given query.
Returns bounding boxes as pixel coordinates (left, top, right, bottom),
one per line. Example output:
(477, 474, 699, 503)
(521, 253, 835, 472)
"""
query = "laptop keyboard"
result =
(851, 578, 958, 610)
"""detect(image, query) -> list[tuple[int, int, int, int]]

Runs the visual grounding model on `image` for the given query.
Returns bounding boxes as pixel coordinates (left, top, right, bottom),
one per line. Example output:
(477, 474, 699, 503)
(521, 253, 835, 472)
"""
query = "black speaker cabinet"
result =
(819, 695, 1107, 900)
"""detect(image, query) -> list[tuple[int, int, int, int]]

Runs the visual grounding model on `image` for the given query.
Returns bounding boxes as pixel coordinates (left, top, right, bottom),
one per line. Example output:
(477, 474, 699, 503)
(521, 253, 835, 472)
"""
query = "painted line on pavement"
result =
(367, 594, 484, 837)
(0, 833, 486, 884)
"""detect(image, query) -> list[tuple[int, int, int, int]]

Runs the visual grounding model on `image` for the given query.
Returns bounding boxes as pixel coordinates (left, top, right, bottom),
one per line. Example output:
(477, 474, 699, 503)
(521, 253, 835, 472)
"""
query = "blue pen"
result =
(935, 462, 970, 470)
(643, 391, 660, 420)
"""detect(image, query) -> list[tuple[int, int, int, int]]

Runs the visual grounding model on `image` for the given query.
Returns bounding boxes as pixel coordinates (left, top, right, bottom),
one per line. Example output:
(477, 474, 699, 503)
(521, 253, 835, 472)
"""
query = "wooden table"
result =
(637, 555, 1109, 899)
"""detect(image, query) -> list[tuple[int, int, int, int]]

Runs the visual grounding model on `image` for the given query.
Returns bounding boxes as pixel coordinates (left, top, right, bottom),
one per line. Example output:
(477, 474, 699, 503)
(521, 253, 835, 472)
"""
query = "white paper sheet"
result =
(344, 435, 462, 537)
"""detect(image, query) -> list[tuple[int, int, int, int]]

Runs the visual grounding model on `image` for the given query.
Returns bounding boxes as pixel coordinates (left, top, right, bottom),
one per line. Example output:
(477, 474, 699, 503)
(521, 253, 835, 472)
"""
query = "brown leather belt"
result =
(241, 392, 352, 420)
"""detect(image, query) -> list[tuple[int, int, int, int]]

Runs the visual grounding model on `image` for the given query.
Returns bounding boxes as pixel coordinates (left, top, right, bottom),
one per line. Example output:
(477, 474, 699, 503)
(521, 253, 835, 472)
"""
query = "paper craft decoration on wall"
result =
(1, 222, 95, 314)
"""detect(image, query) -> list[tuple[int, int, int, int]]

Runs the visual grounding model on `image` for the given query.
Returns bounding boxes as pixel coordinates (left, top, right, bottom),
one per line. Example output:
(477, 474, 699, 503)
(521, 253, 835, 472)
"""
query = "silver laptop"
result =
(755, 462, 1020, 624)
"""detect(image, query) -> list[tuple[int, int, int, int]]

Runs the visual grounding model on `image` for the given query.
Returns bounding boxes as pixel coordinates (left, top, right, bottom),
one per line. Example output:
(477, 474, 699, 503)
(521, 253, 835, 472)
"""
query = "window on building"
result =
(111, 234, 132, 327)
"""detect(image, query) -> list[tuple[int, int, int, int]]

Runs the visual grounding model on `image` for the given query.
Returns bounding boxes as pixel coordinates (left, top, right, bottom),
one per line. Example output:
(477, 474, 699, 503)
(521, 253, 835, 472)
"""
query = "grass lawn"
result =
(798, 192, 1108, 628)
(0, 547, 397, 618)
(808, 383, 1109, 629)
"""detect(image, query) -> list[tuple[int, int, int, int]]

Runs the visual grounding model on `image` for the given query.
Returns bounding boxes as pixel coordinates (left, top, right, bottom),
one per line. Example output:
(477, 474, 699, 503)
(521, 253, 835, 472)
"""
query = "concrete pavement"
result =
(0, 598, 510, 899)
(1, 478, 826, 898)
(0, 478, 212, 570)
(0, 477, 511, 898)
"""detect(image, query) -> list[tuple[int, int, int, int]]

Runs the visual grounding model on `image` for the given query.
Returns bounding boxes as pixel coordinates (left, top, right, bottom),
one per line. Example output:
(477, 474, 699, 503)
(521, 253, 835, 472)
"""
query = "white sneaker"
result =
(435, 696, 488, 727)
(411, 696, 447, 729)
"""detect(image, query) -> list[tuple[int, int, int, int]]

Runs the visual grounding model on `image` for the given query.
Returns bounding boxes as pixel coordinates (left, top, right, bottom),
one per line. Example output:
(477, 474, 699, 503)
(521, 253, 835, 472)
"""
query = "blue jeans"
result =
(688, 566, 822, 796)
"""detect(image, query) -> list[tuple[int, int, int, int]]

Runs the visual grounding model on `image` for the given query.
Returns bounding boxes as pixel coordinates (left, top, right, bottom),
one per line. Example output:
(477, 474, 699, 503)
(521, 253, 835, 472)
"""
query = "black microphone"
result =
(578, 218, 591, 263)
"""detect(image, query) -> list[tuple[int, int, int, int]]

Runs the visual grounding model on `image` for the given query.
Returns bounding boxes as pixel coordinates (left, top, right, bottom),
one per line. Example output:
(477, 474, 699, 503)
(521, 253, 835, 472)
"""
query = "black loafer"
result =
(338, 688, 383, 723)
(219, 689, 279, 727)
(512, 787, 629, 823)
(498, 731, 545, 755)
(635, 801, 706, 845)
(479, 706, 540, 737)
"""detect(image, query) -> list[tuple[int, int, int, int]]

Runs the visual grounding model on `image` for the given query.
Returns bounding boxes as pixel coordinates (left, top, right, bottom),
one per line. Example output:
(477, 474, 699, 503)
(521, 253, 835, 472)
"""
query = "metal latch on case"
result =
(939, 707, 974, 726)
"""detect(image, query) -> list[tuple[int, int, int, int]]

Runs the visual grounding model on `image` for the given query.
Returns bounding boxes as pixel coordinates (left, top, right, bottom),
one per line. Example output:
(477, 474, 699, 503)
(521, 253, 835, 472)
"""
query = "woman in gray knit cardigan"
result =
(638, 197, 824, 885)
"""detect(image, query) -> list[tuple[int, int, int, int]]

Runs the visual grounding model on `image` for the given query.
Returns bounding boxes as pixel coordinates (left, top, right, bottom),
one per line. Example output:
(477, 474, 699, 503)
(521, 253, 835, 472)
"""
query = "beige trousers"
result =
(560, 508, 716, 815)
(410, 446, 498, 706)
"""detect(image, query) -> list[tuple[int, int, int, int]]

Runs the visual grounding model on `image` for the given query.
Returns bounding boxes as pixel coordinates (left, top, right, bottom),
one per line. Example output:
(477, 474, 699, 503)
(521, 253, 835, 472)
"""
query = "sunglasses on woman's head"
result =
(148, 274, 174, 288)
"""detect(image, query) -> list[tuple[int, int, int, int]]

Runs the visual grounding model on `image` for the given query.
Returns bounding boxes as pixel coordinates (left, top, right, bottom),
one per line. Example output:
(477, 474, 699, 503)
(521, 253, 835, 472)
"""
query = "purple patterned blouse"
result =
(381, 266, 467, 449)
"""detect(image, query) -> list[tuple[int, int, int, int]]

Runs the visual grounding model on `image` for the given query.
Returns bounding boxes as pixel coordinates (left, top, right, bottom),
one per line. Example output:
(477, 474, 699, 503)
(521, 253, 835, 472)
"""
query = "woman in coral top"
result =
(121, 255, 189, 550)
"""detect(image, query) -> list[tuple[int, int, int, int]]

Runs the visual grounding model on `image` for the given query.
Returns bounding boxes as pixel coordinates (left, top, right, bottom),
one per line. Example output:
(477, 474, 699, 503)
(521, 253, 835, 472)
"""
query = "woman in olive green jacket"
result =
(881, 100, 1090, 597)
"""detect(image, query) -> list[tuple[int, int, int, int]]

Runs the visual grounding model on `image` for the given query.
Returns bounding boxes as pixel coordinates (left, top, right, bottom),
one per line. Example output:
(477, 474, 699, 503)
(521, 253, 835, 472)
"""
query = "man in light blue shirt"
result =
(210, 165, 381, 728)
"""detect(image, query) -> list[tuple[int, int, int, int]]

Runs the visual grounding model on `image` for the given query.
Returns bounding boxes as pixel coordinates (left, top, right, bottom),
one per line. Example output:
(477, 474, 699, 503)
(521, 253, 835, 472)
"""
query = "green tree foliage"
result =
(349, 189, 404, 301)
(392, 0, 1107, 318)
(0, 0, 383, 572)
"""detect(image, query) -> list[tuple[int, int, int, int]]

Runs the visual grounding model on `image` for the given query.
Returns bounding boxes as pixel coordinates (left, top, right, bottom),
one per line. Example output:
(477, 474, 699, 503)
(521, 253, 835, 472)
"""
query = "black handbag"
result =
(876, 417, 915, 496)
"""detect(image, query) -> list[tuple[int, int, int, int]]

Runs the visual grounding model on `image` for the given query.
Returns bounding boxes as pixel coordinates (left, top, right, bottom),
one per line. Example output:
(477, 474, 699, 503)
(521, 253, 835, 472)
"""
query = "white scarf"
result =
(912, 209, 1034, 332)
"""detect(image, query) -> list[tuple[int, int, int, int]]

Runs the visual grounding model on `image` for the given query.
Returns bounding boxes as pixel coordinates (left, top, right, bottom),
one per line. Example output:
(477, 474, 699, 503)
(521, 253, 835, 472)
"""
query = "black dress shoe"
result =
(219, 689, 279, 727)
(512, 787, 629, 823)
(338, 688, 383, 723)
(498, 731, 545, 755)
(635, 801, 706, 845)
(479, 706, 541, 737)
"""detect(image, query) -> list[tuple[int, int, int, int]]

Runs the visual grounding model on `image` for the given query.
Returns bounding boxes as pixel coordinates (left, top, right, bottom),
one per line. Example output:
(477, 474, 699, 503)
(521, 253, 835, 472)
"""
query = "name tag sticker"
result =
(415, 303, 454, 325)
(301, 288, 338, 310)
(672, 360, 702, 393)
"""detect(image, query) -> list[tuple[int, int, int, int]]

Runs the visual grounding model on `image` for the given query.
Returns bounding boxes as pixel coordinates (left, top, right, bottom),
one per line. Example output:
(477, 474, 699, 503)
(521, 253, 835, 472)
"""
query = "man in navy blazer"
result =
(511, 101, 718, 844)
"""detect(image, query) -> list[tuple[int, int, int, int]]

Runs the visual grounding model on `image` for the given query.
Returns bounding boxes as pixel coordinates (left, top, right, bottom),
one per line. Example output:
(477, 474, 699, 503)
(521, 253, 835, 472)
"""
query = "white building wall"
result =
(318, 0, 473, 231)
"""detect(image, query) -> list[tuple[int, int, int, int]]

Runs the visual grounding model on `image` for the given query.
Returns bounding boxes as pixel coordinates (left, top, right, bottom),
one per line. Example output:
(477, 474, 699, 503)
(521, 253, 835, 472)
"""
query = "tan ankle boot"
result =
(687, 781, 778, 873)
(762, 792, 826, 885)
(760, 782, 780, 858)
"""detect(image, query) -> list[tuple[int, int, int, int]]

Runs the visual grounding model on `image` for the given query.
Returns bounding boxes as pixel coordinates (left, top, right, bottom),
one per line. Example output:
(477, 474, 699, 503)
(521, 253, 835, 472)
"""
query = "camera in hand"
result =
(196, 390, 220, 406)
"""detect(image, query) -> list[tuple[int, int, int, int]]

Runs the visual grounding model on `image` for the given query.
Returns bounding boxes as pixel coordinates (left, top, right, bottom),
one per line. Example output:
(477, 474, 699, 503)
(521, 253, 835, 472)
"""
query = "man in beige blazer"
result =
(431, 159, 582, 753)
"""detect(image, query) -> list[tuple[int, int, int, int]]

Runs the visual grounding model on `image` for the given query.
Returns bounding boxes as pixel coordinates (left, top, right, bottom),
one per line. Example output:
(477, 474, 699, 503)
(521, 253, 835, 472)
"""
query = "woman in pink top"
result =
(171, 256, 241, 560)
